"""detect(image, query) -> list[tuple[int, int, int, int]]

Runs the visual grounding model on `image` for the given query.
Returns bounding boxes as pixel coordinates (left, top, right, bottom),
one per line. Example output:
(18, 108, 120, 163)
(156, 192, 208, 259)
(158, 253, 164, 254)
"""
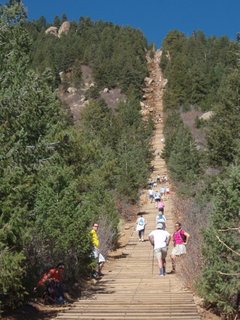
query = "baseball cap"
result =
(156, 223, 164, 229)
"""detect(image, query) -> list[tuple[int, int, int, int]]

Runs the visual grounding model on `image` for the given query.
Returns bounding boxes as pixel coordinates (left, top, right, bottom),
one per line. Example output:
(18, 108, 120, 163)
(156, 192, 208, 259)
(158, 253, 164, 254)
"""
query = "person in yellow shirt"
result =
(90, 223, 105, 277)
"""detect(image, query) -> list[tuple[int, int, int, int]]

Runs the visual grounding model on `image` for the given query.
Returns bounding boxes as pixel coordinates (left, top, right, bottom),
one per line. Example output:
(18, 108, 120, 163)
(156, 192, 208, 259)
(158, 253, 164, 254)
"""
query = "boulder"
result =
(80, 96, 86, 102)
(140, 101, 145, 108)
(103, 88, 109, 93)
(199, 111, 214, 121)
(140, 109, 149, 116)
(162, 79, 168, 88)
(144, 77, 153, 85)
(58, 21, 70, 37)
(45, 26, 58, 37)
(59, 71, 64, 82)
(67, 87, 77, 94)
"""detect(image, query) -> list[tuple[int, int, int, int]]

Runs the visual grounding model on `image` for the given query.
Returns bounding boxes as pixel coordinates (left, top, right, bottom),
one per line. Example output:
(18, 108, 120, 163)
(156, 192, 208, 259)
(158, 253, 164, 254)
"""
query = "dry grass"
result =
(172, 195, 212, 290)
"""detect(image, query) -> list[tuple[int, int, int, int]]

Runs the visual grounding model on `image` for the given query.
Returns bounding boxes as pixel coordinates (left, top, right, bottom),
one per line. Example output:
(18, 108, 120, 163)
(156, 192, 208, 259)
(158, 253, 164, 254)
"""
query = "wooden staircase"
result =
(55, 50, 201, 320)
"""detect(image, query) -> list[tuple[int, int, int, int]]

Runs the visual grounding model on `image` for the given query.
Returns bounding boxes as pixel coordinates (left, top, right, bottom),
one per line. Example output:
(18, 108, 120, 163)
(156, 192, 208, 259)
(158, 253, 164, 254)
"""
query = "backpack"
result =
(180, 230, 187, 242)
(173, 229, 187, 244)
(138, 218, 144, 226)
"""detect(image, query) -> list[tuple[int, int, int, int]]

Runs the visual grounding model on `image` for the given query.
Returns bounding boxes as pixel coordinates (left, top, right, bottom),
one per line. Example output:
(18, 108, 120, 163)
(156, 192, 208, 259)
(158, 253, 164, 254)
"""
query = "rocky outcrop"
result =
(141, 49, 166, 121)
(67, 87, 77, 94)
(144, 77, 154, 85)
(199, 111, 214, 121)
(58, 21, 70, 37)
(45, 21, 70, 38)
(45, 26, 58, 37)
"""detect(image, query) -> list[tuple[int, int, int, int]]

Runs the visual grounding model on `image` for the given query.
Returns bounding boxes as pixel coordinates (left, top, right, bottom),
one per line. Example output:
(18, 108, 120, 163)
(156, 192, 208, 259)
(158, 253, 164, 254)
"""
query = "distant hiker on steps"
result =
(156, 198, 165, 213)
(154, 190, 161, 203)
(170, 222, 190, 273)
(156, 211, 166, 228)
(148, 188, 154, 203)
(136, 214, 147, 242)
(148, 223, 171, 276)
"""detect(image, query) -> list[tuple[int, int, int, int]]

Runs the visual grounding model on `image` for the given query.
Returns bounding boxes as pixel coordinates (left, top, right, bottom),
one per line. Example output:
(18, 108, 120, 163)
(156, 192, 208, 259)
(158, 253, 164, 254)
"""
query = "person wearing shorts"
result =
(170, 222, 190, 273)
(148, 223, 171, 276)
(90, 223, 106, 277)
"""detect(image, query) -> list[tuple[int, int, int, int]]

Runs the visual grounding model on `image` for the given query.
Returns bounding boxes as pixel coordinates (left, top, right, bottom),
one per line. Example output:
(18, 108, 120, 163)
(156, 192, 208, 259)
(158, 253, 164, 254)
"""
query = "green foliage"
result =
(168, 124, 201, 185)
(0, 249, 26, 308)
(199, 166, 240, 318)
(162, 112, 201, 192)
(0, 2, 150, 309)
(161, 29, 240, 318)
(28, 18, 148, 94)
(161, 30, 239, 110)
(207, 69, 240, 166)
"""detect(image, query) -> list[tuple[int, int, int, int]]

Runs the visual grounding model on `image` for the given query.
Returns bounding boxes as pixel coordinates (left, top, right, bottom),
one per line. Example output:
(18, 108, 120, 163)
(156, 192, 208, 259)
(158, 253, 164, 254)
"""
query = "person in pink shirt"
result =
(156, 199, 165, 213)
(170, 222, 190, 273)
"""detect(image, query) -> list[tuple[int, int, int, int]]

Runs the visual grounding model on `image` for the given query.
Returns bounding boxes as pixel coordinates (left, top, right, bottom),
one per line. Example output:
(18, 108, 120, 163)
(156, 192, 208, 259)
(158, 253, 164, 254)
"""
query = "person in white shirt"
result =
(148, 188, 154, 203)
(136, 214, 147, 241)
(148, 223, 171, 276)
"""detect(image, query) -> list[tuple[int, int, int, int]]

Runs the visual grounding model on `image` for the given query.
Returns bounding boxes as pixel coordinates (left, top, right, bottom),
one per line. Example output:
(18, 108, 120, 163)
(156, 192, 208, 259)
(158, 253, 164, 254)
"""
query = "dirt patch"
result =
(80, 65, 94, 84)
(181, 110, 207, 148)
(100, 88, 126, 110)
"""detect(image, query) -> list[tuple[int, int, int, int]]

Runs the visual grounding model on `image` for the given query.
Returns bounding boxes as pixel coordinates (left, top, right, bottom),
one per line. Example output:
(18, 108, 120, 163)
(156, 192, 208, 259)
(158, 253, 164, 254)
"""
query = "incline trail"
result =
(54, 51, 201, 320)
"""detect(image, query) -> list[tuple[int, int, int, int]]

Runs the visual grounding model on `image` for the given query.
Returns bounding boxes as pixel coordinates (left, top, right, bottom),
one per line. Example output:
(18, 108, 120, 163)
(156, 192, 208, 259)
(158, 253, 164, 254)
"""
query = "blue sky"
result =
(1, 0, 240, 46)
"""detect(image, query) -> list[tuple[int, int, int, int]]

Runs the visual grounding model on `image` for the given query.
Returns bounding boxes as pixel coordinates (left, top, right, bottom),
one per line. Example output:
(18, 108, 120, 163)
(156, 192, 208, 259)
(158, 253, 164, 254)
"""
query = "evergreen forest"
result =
(161, 30, 240, 319)
(0, 1, 152, 310)
(0, 1, 239, 319)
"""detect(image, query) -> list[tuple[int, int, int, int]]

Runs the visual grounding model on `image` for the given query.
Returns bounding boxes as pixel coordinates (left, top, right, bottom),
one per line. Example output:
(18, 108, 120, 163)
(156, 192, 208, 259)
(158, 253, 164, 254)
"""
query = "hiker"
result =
(34, 263, 65, 304)
(165, 186, 170, 195)
(154, 190, 161, 203)
(160, 186, 165, 197)
(148, 223, 171, 276)
(148, 179, 154, 188)
(90, 223, 106, 277)
(170, 222, 190, 273)
(148, 188, 154, 203)
(136, 214, 147, 242)
(156, 198, 165, 213)
(156, 174, 160, 183)
(156, 211, 166, 226)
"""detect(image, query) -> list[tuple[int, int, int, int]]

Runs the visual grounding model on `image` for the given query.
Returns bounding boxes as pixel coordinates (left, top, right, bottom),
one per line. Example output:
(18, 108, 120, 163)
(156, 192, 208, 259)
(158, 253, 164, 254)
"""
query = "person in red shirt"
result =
(34, 263, 65, 304)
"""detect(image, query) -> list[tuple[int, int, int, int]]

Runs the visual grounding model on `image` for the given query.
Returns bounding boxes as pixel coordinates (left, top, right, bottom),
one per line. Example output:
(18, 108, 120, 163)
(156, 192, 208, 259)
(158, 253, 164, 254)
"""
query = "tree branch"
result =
(218, 227, 240, 232)
(217, 271, 240, 276)
(215, 234, 240, 257)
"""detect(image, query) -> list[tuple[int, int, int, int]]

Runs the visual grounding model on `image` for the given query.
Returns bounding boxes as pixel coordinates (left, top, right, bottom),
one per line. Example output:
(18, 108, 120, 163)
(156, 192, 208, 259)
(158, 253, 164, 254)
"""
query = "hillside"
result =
(160, 31, 240, 319)
(0, 2, 239, 320)
(0, 1, 152, 313)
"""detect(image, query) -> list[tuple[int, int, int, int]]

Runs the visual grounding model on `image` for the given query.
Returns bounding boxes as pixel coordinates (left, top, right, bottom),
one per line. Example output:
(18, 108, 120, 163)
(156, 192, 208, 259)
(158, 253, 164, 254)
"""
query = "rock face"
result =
(199, 111, 214, 121)
(67, 87, 77, 94)
(58, 21, 70, 37)
(45, 26, 58, 37)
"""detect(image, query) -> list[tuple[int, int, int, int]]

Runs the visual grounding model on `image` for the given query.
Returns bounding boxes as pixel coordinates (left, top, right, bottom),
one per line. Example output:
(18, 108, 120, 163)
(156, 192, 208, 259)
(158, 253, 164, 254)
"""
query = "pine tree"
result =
(207, 69, 240, 166)
(199, 166, 240, 318)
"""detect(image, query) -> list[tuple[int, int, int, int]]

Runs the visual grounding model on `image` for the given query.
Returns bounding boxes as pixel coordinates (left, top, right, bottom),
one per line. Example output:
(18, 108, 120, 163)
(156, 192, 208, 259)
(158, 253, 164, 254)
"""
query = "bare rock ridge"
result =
(59, 64, 126, 123)
(54, 50, 201, 320)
